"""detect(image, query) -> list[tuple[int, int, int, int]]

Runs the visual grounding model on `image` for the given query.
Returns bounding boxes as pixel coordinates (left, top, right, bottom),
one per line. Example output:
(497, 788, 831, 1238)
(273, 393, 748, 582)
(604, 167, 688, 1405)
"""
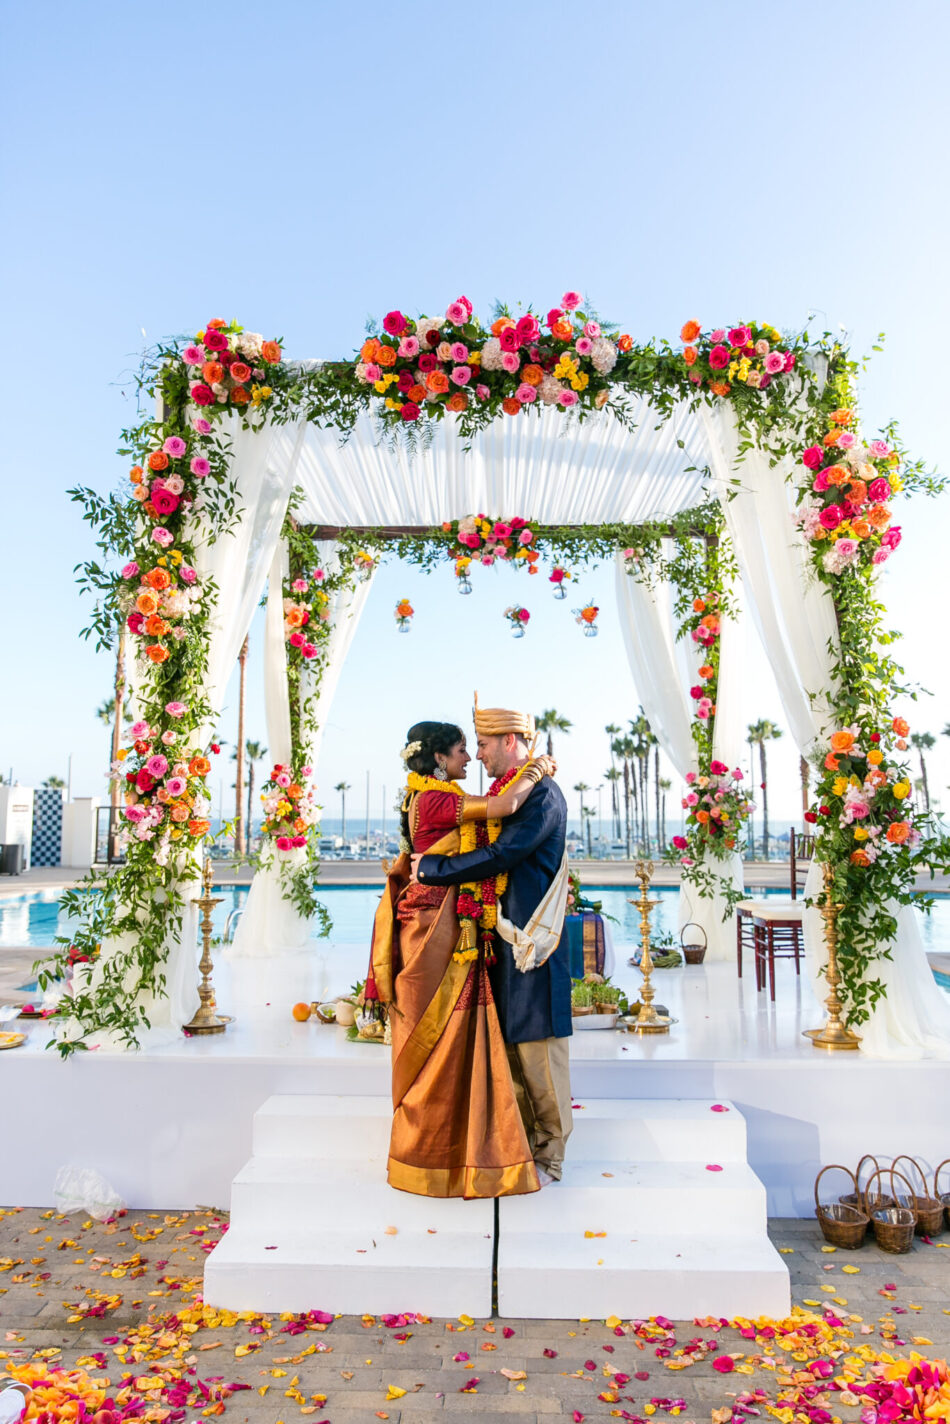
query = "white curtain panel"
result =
(230, 539, 377, 958)
(613, 550, 744, 961)
(701, 401, 950, 1058)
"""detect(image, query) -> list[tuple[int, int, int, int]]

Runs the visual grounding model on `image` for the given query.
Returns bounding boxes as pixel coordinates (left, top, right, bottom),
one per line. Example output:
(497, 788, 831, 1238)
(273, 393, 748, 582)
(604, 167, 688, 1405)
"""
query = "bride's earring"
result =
(434, 760, 448, 781)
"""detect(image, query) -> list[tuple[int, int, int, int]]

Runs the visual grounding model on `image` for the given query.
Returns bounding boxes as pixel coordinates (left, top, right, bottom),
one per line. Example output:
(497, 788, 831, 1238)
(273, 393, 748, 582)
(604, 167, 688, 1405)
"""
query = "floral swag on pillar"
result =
(47, 297, 945, 1051)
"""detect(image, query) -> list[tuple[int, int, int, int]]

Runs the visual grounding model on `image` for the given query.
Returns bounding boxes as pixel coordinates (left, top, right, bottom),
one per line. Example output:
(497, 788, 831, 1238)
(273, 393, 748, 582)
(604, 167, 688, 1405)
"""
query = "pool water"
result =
(2, 883, 949, 955)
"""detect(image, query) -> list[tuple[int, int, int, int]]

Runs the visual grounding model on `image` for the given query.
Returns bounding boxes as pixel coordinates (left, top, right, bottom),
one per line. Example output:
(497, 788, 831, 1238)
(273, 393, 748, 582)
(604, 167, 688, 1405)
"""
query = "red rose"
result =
(870, 732, 881, 743)
(203, 328, 228, 352)
(499, 326, 520, 352)
(136, 770, 155, 793)
(546, 307, 564, 330)
(424, 327, 440, 346)
(397, 370, 413, 392)
(708, 345, 730, 370)
(191, 383, 214, 406)
(418, 352, 437, 373)
(152, 487, 179, 516)
(819, 805, 830, 816)
(804, 811, 818, 824)
(401, 402, 420, 422)
(383, 310, 406, 336)
(127, 611, 144, 633)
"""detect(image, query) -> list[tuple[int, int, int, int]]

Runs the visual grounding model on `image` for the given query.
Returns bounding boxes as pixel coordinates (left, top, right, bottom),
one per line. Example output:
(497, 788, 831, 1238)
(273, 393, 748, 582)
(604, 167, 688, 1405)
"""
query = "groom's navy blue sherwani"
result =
(416, 778, 572, 1044)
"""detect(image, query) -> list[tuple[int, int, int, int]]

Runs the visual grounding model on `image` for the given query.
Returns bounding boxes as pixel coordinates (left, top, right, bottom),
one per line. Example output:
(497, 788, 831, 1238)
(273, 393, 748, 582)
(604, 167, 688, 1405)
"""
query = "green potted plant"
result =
(591, 981, 622, 1014)
(571, 980, 594, 1016)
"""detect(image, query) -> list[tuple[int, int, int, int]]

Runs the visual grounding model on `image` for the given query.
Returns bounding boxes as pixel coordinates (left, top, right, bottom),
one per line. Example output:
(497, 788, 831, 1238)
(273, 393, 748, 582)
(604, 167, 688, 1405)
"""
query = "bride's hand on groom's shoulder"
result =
(409, 853, 423, 883)
(535, 755, 557, 779)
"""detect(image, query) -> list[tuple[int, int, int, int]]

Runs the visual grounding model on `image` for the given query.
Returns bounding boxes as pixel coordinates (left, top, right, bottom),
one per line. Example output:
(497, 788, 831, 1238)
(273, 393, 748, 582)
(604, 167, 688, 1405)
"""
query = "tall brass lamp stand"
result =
(628, 860, 674, 1035)
(803, 860, 860, 1051)
(183, 857, 232, 1035)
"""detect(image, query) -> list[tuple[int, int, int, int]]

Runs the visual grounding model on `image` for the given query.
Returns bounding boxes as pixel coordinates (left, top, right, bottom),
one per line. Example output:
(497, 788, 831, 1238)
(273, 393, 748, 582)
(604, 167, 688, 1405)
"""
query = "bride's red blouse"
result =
(409, 788, 462, 852)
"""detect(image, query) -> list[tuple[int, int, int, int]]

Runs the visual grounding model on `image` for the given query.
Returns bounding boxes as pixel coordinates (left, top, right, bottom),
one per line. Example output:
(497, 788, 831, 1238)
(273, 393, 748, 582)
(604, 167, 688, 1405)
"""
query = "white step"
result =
(228, 1155, 496, 1233)
(497, 1229, 790, 1319)
(205, 1224, 492, 1316)
(251, 1093, 748, 1163)
(498, 1157, 767, 1233)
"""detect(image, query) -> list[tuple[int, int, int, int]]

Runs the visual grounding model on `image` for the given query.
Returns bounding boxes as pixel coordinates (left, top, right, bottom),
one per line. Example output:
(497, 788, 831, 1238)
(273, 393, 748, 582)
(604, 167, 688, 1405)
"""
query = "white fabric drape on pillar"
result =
(613, 549, 744, 961)
(702, 401, 950, 1058)
(229, 539, 377, 958)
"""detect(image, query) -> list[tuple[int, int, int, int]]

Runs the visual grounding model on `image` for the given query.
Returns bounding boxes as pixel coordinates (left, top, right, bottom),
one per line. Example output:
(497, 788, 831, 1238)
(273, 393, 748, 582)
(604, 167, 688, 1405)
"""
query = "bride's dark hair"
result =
(403, 721, 465, 776)
(400, 721, 465, 852)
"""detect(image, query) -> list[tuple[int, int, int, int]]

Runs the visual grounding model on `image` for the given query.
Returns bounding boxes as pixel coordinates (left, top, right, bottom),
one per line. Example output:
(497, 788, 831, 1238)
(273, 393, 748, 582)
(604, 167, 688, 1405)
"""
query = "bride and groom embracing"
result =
(366, 697, 573, 1199)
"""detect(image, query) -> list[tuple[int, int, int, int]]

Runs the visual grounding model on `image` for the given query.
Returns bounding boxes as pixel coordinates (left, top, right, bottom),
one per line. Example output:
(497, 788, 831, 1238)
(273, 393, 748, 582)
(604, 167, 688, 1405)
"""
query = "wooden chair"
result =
(789, 828, 816, 900)
(752, 904, 804, 1000)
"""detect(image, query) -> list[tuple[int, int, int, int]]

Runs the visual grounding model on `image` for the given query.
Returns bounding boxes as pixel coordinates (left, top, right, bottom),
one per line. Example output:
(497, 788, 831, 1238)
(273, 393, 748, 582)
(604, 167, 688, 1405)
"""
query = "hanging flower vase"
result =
(457, 572, 473, 595)
(394, 598, 414, 633)
(553, 583, 567, 600)
(550, 566, 571, 599)
(583, 622, 598, 637)
(511, 624, 526, 638)
(574, 604, 600, 637)
(504, 605, 530, 638)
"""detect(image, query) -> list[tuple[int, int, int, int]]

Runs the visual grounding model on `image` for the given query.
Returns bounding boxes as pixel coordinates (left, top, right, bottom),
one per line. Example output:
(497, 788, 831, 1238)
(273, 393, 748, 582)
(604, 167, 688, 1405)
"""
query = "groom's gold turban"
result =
(473, 691, 535, 740)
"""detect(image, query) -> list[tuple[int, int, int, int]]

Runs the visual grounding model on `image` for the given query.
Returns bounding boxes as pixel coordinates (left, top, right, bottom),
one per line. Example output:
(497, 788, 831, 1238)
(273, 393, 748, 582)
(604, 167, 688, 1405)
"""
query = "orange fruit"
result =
(292, 1002, 311, 1022)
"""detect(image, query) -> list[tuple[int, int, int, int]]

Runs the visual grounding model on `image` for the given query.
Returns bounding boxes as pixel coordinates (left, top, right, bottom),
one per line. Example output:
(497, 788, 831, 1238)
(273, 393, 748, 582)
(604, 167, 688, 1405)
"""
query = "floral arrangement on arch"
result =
(114, 713, 216, 862)
(794, 408, 901, 576)
(259, 763, 319, 853)
(283, 568, 329, 665)
(672, 763, 752, 864)
(447, 513, 540, 568)
(183, 319, 282, 417)
(355, 293, 624, 429)
(678, 320, 797, 399)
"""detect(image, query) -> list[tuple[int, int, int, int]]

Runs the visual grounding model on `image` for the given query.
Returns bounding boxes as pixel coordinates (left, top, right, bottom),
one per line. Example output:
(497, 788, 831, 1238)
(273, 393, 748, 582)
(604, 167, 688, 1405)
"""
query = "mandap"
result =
(49, 294, 950, 1061)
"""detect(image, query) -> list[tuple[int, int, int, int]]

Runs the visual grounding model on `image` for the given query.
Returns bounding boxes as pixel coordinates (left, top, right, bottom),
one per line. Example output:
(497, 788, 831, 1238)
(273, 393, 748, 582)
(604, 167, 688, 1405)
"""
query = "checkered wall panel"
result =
(32, 788, 64, 866)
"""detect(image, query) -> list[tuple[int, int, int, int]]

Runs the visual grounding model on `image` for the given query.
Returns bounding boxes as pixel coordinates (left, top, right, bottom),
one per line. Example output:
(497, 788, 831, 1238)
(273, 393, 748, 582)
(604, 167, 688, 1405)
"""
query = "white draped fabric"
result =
(701, 402, 950, 1059)
(613, 548, 744, 962)
(229, 539, 377, 958)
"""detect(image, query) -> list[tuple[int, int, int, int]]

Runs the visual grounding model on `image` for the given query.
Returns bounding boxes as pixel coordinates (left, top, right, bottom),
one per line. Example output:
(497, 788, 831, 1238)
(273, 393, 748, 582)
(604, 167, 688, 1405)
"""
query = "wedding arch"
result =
(50, 295, 948, 1054)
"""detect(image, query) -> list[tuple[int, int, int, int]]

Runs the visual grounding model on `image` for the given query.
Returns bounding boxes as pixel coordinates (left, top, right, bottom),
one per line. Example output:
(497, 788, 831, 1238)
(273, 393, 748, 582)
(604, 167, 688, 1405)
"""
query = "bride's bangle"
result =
(459, 795, 490, 822)
(520, 761, 545, 787)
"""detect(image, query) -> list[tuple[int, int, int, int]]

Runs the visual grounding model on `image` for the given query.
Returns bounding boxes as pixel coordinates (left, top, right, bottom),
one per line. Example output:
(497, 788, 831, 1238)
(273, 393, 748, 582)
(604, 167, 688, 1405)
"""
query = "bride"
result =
(366, 720, 554, 1199)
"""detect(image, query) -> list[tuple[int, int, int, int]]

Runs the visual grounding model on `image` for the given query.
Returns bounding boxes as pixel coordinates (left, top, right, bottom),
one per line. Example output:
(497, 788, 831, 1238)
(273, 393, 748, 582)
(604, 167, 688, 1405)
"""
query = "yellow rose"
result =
(853, 827, 869, 842)
(893, 782, 911, 800)
(832, 776, 848, 796)
(374, 380, 388, 393)
(867, 749, 883, 765)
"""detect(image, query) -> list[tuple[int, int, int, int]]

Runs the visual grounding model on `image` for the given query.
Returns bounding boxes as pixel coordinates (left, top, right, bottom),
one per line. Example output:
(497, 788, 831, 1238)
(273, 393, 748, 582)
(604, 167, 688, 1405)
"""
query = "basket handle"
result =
(933, 1159, 950, 1197)
(815, 1163, 857, 1211)
(892, 1154, 927, 1198)
(865, 1164, 917, 1218)
(855, 1153, 885, 1188)
(680, 921, 708, 949)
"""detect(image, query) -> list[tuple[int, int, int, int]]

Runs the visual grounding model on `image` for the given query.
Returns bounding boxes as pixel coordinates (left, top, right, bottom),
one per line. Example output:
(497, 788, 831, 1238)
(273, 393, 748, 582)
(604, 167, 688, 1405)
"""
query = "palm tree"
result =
(244, 740, 266, 849)
(630, 710, 654, 852)
(535, 709, 573, 757)
(613, 735, 636, 857)
(335, 781, 352, 843)
(233, 635, 249, 855)
(747, 719, 783, 859)
(659, 777, 671, 848)
(573, 782, 590, 848)
(910, 732, 935, 813)
(42, 775, 66, 789)
(605, 724, 622, 835)
(582, 805, 596, 857)
(603, 767, 622, 843)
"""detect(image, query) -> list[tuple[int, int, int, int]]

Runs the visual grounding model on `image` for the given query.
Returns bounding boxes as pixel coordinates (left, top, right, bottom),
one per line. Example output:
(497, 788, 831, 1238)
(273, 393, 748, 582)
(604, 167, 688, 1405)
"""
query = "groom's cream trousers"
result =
(505, 1037, 573, 1180)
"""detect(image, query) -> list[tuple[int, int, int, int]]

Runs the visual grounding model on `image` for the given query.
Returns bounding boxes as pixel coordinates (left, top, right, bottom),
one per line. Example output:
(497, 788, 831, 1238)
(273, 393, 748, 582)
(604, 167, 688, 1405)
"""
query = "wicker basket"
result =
(865, 1166, 917, 1253)
(814, 1164, 869, 1249)
(680, 922, 708, 965)
(840, 1154, 894, 1213)
(934, 1160, 950, 1231)
(892, 1155, 945, 1236)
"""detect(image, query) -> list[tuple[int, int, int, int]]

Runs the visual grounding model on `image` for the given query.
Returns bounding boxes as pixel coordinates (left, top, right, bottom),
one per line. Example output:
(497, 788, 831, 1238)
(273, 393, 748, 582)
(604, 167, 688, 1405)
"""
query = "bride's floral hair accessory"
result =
(400, 740, 422, 763)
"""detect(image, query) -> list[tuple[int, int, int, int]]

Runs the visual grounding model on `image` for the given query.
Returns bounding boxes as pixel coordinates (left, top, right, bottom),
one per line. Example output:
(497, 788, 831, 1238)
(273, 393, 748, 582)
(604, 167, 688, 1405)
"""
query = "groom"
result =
(411, 701, 573, 1184)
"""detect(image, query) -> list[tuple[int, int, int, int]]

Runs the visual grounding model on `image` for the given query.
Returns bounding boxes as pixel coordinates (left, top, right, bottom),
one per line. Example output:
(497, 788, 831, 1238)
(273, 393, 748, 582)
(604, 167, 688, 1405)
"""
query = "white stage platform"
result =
(2, 949, 947, 1217)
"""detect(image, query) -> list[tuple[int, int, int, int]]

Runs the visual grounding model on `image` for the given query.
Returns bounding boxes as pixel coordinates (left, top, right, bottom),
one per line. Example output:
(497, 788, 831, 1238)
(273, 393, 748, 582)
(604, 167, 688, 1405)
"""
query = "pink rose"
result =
(475, 384, 490, 401)
(519, 529, 533, 544)
(689, 685, 703, 700)
(697, 700, 712, 719)
(450, 342, 468, 361)
(152, 527, 174, 547)
(558, 389, 579, 407)
(289, 631, 304, 648)
(584, 321, 601, 338)
(728, 326, 751, 347)
(445, 301, 467, 325)
(121, 561, 139, 579)
(868, 477, 890, 502)
(881, 525, 902, 550)
(166, 775, 187, 797)
(398, 335, 419, 359)
(275, 836, 292, 852)
(163, 436, 187, 458)
(182, 345, 203, 365)
(561, 291, 582, 310)
(363, 362, 381, 382)
(784, 351, 796, 371)
(124, 805, 146, 823)
(710, 760, 728, 775)
(130, 720, 150, 739)
(546, 307, 564, 329)
(709, 329, 725, 343)
(803, 446, 823, 469)
(836, 538, 858, 559)
(872, 548, 890, 565)
(145, 754, 168, 778)
(499, 326, 520, 352)
(164, 701, 186, 718)
(192, 416, 212, 434)
(516, 382, 537, 403)
(685, 793, 699, 806)
(203, 328, 228, 352)
(575, 337, 592, 355)
(685, 771, 697, 784)
(383, 310, 406, 336)
(819, 504, 844, 530)
(708, 344, 730, 370)
(838, 432, 856, 449)
(450, 364, 472, 386)
(516, 315, 540, 344)
(813, 470, 831, 492)
(152, 487, 179, 516)
(672, 835, 688, 850)
(493, 522, 511, 538)
(291, 834, 307, 848)
(764, 352, 785, 374)
(501, 351, 520, 374)
(869, 440, 891, 459)
(179, 564, 196, 583)
(190, 383, 214, 406)
(190, 456, 210, 478)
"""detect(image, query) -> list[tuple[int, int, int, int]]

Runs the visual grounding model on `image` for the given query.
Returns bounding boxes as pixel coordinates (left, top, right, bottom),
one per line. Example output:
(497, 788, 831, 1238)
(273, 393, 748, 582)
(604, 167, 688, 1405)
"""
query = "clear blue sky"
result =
(2, 0, 948, 827)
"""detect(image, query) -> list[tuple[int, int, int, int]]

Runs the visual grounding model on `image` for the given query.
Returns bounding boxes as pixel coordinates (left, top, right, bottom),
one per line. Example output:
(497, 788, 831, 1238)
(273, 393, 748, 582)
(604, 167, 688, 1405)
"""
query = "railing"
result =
(94, 807, 126, 866)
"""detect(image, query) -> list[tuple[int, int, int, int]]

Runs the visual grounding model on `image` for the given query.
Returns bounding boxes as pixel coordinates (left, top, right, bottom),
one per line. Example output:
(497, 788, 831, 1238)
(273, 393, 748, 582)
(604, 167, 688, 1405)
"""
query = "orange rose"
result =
(896, 738, 908, 751)
(831, 407, 853, 425)
(285, 607, 305, 628)
(683, 345, 698, 367)
(189, 756, 211, 777)
(396, 600, 413, 616)
(146, 644, 169, 664)
(408, 383, 426, 403)
(851, 520, 871, 539)
(830, 730, 855, 753)
(360, 338, 379, 363)
(709, 380, 731, 397)
(886, 821, 910, 844)
(188, 819, 211, 838)
(502, 397, 521, 416)
(892, 716, 909, 736)
(294, 817, 306, 833)
(552, 319, 573, 341)
(231, 386, 249, 405)
(696, 810, 710, 824)
(261, 340, 282, 364)
(446, 392, 468, 412)
(148, 450, 169, 472)
(825, 752, 841, 771)
(288, 784, 302, 797)
(850, 849, 870, 867)
(698, 664, 714, 679)
(865, 768, 887, 788)
(145, 614, 170, 636)
(867, 748, 883, 766)
(824, 464, 848, 486)
(680, 320, 702, 343)
(522, 364, 543, 386)
(701, 613, 720, 632)
(526, 547, 540, 562)
(207, 318, 226, 329)
(426, 370, 450, 394)
(846, 478, 867, 505)
(202, 361, 224, 384)
(130, 466, 144, 485)
(693, 598, 706, 613)
(136, 590, 159, 615)
(170, 802, 189, 823)
(376, 344, 397, 368)
(491, 317, 515, 336)
(146, 567, 171, 590)
(867, 504, 891, 530)
(618, 334, 633, 352)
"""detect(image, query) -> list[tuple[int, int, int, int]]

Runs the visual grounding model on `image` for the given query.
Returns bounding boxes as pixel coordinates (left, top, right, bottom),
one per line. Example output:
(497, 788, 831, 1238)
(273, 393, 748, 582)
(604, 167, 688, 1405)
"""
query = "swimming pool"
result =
(2, 883, 949, 954)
